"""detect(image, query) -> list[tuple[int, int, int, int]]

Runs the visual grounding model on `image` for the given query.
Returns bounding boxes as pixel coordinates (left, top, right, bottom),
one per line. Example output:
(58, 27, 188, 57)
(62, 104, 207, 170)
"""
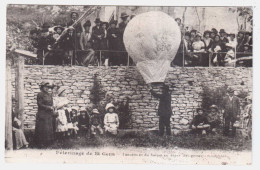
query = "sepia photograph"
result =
(4, 3, 253, 165)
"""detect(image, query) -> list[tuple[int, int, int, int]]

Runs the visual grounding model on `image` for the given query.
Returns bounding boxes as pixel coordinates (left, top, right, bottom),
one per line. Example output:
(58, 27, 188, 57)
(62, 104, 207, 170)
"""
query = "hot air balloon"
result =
(123, 11, 181, 84)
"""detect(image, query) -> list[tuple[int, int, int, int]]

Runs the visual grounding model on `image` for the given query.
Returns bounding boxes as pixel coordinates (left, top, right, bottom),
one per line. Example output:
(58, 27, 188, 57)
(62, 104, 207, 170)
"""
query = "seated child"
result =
(90, 108, 104, 136)
(12, 110, 29, 149)
(78, 108, 90, 137)
(66, 106, 79, 137)
(207, 105, 221, 133)
(190, 108, 210, 135)
(104, 103, 119, 135)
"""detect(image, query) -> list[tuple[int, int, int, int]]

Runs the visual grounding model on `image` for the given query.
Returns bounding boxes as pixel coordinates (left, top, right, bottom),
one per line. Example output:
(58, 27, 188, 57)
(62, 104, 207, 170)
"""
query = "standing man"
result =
(118, 12, 129, 65)
(222, 87, 240, 137)
(67, 11, 83, 64)
(150, 84, 173, 136)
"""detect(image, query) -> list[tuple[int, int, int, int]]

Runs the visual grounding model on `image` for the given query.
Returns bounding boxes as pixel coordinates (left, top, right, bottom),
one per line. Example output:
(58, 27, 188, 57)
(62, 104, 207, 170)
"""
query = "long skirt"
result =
(13, 127, 29, 149)
(34, 113, 54, 146)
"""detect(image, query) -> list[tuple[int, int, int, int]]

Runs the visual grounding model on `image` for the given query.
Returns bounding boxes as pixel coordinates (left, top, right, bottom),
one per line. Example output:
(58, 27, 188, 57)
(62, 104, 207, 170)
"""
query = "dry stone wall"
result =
(11, 66, 252, 131)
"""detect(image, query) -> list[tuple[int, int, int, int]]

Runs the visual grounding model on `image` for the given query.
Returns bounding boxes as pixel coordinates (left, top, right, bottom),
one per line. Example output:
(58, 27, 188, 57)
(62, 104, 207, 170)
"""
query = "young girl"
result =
(104, 103, 119, 135)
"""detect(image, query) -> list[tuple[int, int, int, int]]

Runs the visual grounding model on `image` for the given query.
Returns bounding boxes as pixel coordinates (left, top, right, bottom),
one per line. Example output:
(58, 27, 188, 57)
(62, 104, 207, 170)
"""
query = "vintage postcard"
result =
(4, 3, 253, 165)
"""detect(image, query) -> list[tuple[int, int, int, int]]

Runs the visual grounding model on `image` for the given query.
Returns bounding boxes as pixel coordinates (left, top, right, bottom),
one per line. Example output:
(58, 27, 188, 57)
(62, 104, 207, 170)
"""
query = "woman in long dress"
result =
(34, 80, 55, 148)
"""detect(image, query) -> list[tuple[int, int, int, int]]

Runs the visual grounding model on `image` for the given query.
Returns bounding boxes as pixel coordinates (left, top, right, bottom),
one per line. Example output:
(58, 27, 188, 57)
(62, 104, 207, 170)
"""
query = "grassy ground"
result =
(26, 130, 251, 151)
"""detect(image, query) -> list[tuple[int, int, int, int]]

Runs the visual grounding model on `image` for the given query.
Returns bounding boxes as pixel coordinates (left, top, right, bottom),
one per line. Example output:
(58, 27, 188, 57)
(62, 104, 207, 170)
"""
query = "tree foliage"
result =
(89, 73, 106, 105)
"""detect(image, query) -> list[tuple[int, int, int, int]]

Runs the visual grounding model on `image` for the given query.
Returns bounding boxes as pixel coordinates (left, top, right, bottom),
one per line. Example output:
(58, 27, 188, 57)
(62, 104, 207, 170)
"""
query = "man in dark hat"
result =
(37, 23, 55, 65)
(210, 28, 218, 39)
(91, 18, 104, 51)
(219, 29, 228, 52)
(107, 20, 120, 66)
(150, 84, 173, 136)
(222, 87, 240, 137)
(118, 12, 129, 50)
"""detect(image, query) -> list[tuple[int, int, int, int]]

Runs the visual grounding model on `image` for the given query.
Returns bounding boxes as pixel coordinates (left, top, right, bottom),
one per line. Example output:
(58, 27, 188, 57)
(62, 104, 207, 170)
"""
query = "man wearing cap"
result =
(150, 84, 173, 136)
(222, 87, 240, 137)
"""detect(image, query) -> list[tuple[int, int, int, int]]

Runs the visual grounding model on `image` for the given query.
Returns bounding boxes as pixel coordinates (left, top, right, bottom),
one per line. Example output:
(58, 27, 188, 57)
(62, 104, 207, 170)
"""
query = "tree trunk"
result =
(5, 58, 13, 150)
(194, 7, 201, 32)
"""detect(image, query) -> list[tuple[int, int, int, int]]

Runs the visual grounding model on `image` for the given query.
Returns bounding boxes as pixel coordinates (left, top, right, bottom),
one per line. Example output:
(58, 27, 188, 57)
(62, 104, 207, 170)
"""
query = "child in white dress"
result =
(104, 103, 119, 135)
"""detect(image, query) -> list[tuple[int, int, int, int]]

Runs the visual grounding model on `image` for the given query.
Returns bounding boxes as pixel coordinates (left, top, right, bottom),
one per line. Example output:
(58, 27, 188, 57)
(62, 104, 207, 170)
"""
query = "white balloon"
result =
(124, 11, 181, 83)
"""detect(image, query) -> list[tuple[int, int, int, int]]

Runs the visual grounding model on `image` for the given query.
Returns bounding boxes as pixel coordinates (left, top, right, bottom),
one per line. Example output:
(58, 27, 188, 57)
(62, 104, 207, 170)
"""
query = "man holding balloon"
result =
(150, 84, 173, 136)
(123, 11, 181, 136)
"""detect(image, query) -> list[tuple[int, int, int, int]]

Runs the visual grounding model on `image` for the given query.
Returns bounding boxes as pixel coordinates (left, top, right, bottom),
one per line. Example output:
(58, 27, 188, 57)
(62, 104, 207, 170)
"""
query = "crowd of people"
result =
(29, 12, 133, 66)
(28, 12, 252, 67)
(174, 18, 253, 67)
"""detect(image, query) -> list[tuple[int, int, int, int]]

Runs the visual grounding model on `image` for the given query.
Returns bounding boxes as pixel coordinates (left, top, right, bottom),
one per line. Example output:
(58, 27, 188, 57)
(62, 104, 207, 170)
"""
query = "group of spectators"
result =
(29, 12, 134, 66)
(29, 12, 252, 67)
(173, 18, 253, 67)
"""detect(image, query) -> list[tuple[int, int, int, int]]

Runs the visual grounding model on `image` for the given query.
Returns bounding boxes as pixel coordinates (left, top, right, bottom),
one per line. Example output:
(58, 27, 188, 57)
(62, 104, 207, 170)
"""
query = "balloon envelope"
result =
(124, 11, 181, 83)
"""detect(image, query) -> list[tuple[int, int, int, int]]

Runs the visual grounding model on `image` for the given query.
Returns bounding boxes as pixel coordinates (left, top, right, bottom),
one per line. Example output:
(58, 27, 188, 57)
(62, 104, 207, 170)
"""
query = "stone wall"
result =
(11, 66, 252, 131)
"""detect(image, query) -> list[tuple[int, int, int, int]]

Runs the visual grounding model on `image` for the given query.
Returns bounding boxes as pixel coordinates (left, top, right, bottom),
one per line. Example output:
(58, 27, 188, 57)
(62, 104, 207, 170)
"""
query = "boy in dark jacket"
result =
(190, 108, 210, 135)
(78, 109, 90, 137)
(90, 108, 104, 137)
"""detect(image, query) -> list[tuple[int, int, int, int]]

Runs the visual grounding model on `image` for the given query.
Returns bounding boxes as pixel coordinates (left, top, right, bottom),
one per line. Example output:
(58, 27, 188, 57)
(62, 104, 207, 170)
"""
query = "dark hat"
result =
(101, 21, 109, 28)
(110, 20, 118, 25)
(95, 18, 101, 23)
(227, 87, 234, 93)
(41, 23, 50, 33)
(211, 28, 218, 33)
(70, 11, 79, 17)
(190, 29, 197, 34)
(203, 30, 211, 36)
(219, 29, 226, 34)
(185, 31, 191, 37)
(120, 12, 129, 18)
(54, 25, 65, 32)
(83, 20, 91, 27)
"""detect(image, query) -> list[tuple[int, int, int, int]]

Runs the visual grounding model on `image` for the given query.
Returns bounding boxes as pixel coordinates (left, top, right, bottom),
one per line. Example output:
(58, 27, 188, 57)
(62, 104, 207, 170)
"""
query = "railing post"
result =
(127, 53, 130, 67)
(99, 51, 102, 66)
(43, 50, 45, 65)
(5, 58, 13, 150)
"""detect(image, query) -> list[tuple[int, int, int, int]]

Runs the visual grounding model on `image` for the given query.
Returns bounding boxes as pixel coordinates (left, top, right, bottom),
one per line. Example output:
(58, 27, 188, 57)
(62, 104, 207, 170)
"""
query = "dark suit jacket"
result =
(223, 95, 240, 119)
(150, 90, 173, 117)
